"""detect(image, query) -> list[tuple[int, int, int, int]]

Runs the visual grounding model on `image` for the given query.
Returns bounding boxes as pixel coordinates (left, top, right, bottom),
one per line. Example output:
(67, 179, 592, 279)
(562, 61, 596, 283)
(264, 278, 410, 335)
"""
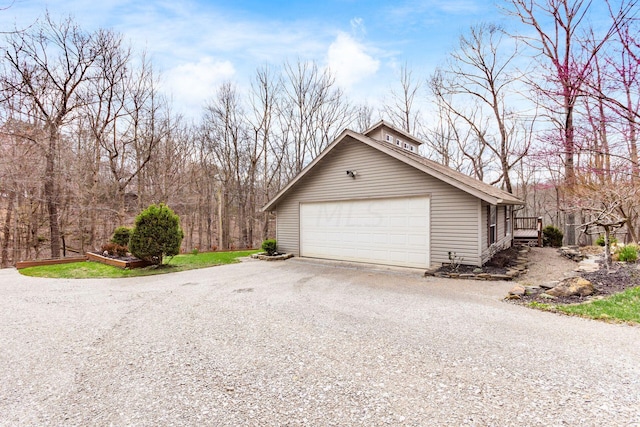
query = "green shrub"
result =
(111, 226, 132, 247)
(617, 245, 638, 262)
(129, 204, 184, 265)
(261, 239, 277, 256)
(542, 225, 563, 247)
(595, 235, 618, 246)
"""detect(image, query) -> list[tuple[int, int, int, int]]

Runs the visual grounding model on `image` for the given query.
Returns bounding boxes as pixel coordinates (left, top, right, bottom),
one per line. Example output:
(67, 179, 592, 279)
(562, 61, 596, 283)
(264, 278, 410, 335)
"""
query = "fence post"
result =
(537, 217, 543, 247)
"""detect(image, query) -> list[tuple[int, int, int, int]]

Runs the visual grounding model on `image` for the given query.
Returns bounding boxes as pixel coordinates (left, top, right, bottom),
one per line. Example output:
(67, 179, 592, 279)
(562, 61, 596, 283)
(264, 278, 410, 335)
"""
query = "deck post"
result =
(537, 217, 543, 247)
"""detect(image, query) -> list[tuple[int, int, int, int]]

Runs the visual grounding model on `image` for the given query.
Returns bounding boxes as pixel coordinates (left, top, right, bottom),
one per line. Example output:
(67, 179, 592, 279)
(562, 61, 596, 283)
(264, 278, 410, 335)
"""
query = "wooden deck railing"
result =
(513, 216, 543, 247)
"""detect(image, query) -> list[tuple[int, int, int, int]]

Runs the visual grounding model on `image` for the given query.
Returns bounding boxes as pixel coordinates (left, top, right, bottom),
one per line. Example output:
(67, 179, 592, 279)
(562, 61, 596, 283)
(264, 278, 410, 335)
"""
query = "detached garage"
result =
(262, 121, 524, 268)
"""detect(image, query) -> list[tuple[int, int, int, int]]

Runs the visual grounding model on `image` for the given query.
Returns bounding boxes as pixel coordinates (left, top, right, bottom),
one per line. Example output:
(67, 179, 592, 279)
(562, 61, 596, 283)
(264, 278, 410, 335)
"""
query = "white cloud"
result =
(163, 57, 236, 115)
(327, 32, 380, 90)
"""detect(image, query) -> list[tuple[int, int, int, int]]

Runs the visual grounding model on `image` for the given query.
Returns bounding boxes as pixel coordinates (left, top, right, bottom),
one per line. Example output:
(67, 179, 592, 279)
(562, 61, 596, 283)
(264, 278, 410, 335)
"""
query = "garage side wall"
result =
(275, 139, 482, 266)
(480, 203, 513, 265)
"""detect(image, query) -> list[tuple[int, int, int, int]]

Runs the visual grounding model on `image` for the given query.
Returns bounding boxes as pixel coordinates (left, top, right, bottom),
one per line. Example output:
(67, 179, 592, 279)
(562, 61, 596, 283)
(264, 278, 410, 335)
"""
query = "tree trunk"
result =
(44, 133, 61, 259)
(1, 190, 16, 267)
(564, 104, 576, 246)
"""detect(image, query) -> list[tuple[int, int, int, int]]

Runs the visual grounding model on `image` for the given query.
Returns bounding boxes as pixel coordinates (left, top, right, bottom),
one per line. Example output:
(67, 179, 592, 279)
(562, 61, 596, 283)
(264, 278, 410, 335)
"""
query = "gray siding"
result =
(480, 203, 513, 264)
(275, 137, 482, 266)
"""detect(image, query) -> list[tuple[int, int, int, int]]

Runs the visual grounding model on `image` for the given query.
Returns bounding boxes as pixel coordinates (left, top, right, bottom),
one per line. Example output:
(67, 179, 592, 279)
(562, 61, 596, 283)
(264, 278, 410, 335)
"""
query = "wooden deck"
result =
(514, 217, 543, 247)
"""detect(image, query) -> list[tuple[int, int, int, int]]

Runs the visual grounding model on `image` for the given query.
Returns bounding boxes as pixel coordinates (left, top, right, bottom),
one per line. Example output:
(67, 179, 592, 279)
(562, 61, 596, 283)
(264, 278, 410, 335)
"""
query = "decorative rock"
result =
(472, 268, 483, 274)
(558, 246, 585, 262)
(506, 270, 520, 277)
(253, 253, 294, 261)
(539, 281, 558, 290)
(524, 286, 539, 296)
(508, 285, 526, 296)
(539, 293, 557, 300)
(504, 294, 521, 300)
(546, 277, 594, 297)
(490, 274, 512, 281)
(460, 274, 475, 279)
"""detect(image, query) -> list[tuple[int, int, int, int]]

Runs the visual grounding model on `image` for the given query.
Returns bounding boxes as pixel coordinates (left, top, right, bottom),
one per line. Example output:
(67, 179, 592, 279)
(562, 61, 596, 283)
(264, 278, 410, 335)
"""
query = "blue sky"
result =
(0, 0, 513, 117)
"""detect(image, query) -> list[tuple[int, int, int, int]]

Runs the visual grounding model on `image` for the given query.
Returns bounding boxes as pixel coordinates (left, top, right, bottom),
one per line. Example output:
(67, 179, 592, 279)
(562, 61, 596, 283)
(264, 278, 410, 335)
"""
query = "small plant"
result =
(261, 239, 277, 256)
(191, 248, 199, 256)
(447, 251, 463, 272)
(617, 244, 638, 262)
(542, 225, 563, 247)
(595, 235, 618, 247)
(111, 226, 132, 247)
(101, 242, 128, 257)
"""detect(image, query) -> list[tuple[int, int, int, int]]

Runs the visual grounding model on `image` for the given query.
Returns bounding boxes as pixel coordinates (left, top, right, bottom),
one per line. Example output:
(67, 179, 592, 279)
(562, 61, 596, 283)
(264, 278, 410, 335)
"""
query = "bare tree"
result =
(384, 64, 421, 134)
(504, 0, 636, 244)
(248, 65, 281, 240)
(278, 60, 352, 176)
(1, 14, 102, 258)
(201, 82, 248, 250)
(430, 24, 531, 193)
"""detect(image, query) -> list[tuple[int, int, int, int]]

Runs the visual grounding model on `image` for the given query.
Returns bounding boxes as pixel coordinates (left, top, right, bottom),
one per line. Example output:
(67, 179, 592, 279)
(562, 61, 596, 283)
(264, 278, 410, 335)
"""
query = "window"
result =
(404, 143, 409, 149)
(488, 205, 497, 245)
(385, 134, 392, 143)
(410, 146, 415, 152)
(396, 139, 401, 146)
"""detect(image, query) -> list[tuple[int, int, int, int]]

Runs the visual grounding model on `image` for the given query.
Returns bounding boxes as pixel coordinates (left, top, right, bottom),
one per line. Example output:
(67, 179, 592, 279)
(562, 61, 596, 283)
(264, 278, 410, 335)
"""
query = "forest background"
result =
(1, 0, 639, 266)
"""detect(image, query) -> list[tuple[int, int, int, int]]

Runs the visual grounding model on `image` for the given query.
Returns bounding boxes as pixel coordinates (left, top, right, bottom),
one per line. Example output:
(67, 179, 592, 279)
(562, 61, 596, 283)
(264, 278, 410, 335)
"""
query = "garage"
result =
(300, 196, 430, 268)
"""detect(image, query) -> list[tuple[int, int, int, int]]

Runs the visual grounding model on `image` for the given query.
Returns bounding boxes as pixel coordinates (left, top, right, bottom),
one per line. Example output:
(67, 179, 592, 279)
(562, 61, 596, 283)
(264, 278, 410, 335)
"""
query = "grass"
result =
(19, 250, 259, 279)
(528, 287, 640, 324)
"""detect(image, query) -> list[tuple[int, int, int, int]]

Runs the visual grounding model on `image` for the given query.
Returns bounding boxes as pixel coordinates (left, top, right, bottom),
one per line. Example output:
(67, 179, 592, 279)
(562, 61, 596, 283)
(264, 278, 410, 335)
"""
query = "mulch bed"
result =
(518, 260, 640, 305)
(436, 246, 521, 275)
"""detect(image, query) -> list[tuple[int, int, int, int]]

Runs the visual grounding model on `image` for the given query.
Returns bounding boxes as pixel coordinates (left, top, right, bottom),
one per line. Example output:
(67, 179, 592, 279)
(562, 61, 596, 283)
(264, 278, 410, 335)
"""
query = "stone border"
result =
(251, 252, 294, 261)
(424, 247, 530, 281)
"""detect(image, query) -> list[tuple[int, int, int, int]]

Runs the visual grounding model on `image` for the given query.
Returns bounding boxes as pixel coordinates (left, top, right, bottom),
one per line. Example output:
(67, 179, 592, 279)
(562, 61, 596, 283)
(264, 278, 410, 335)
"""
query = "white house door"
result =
(299, 196, 430, 268)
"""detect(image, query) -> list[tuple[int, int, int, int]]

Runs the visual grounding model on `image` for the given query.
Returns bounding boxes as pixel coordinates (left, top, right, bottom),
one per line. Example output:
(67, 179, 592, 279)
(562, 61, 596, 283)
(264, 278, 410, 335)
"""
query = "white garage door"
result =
(300, 196, 430, 268)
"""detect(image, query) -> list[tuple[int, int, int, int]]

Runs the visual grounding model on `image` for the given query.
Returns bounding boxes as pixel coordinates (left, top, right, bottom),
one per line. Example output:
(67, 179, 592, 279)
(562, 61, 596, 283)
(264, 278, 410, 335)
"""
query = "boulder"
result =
(539, 281, 558, 290)
(558, 246, 585, 262)
(545, 277, 594, 297)
(508, 285, 526, 297)
(524, 286, 539, 296)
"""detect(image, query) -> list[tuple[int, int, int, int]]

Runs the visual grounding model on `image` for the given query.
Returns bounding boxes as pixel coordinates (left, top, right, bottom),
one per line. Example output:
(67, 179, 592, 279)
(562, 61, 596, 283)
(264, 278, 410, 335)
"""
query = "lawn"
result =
(19, 250, 259, 279)
(529, 286, 640, 324)
(554, 286, 640, 324)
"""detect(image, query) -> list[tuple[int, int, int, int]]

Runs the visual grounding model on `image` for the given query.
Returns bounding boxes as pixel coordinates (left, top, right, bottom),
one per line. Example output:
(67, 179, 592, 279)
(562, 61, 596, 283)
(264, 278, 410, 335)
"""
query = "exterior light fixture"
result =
(346, 170, 357, 178)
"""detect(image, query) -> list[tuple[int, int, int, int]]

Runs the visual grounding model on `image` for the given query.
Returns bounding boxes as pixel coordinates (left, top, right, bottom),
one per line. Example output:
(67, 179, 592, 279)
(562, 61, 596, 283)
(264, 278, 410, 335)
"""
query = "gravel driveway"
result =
(1, 258, 639, 426)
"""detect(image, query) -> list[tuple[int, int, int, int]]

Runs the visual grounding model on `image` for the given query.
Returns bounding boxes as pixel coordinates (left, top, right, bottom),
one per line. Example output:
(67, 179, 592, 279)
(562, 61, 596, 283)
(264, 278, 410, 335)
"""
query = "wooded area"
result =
(1, 1, 639, 266)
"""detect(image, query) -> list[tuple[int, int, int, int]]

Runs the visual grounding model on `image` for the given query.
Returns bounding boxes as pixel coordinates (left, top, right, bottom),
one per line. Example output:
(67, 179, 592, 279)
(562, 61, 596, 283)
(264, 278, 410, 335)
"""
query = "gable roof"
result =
(262, 126, 524, 212)
(363, 120, 424, 146)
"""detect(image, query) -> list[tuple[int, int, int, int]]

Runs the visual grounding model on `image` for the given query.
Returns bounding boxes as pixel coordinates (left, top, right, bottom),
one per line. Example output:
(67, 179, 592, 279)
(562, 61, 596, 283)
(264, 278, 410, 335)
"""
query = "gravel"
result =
(1, 257, 639, 426)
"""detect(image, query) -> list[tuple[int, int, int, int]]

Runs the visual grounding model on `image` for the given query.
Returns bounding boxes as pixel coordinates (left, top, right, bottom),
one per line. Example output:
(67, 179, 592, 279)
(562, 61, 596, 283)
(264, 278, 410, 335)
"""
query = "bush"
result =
(595, 235, 618, 246)
(542, 225, 563, 247)
(101, 242, 128, 257)
(129, 204, 184, 265)
(110, 226, 131, 247)
(261, 239, 277, 256)
(617, 245, 638, 262)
